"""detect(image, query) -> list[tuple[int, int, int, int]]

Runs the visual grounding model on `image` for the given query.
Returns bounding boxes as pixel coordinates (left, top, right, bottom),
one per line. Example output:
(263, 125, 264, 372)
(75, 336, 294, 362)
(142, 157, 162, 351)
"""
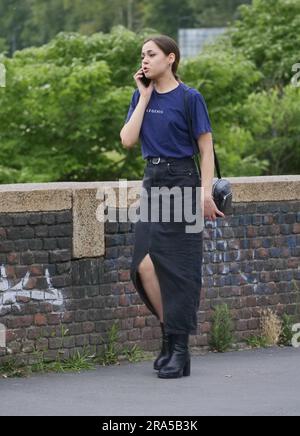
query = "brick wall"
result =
(0, 179, 299, 364)
(200, 201, 300, 345)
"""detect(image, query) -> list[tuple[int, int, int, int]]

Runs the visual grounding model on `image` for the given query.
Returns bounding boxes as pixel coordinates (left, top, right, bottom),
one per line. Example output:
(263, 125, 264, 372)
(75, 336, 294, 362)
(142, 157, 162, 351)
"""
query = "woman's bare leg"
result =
(137, 254, 164, 323)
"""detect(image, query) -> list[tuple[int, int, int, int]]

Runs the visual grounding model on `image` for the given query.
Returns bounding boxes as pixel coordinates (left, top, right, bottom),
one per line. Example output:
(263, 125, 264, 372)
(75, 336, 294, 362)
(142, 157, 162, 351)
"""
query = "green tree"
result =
(0, 0, 31, 55)
(1, 0, 299, 183)
(239, 85, 300, 175)
(228, 0, 300, 87)
(190, 0, 252, 27)
(206, 0, 300, 175)
(0, 27, 154, 183)
(143, 0, 195, 39)
(0, 0, 252, 54)
(0, 0, 147, 54)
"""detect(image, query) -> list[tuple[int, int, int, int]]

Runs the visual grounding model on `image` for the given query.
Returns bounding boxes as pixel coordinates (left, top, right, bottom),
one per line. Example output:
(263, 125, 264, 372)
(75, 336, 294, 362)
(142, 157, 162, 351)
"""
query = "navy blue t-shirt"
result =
(124, 81, 212, 159)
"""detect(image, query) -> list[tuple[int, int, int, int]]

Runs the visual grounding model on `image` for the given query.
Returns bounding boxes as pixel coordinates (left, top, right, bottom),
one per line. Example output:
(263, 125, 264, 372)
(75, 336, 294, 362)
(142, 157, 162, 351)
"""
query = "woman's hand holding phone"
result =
(133, 67, 154, 101)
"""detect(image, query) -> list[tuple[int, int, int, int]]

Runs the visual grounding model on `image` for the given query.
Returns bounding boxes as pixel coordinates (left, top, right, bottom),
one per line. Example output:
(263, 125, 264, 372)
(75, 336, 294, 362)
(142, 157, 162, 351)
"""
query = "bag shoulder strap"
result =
(183, 85, 222, 179)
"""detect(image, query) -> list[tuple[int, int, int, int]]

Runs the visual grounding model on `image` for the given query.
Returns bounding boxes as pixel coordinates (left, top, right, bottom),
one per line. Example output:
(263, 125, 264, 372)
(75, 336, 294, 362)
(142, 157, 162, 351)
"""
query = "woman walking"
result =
(120, 35, 225, 379)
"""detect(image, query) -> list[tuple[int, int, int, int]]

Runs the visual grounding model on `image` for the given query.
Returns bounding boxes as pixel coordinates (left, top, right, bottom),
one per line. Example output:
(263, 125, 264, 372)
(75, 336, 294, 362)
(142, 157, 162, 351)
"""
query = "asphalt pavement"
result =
(0, 346, 299, 416)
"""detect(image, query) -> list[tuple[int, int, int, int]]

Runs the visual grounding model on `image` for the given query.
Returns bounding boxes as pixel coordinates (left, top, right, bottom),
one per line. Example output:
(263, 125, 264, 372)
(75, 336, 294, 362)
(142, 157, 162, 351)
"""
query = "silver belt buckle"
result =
(152, 157, 160, 164)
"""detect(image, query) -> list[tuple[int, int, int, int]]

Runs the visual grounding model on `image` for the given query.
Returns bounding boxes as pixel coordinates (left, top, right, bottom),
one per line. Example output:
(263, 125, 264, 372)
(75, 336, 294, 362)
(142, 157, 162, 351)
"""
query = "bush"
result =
(246, 307, 286, 349)
(210, 304, 234, 352)
(259, 308, 282, 346)
(278, 313, 295, 346)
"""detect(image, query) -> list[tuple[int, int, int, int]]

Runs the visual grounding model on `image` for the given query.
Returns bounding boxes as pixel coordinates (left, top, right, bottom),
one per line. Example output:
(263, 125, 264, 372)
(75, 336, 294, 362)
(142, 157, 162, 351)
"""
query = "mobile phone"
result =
(140, 66, 151, 87)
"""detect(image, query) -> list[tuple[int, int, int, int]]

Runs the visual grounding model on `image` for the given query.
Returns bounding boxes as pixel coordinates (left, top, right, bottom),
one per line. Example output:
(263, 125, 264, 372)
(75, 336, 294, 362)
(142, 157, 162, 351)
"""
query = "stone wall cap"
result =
(0, 175, 299, 193)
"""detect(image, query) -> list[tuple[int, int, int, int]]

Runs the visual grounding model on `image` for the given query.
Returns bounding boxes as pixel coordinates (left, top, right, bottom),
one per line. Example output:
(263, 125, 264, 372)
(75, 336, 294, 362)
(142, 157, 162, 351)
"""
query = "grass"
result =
(246, 307, 299, 349)
(96, 322, 120, 366)
(259, 308, 282, 346)
(245, 335, 269, 348)
(2, 303, 298, 378)
(0, 359, 30, 378)
(0, 321, 145, 378)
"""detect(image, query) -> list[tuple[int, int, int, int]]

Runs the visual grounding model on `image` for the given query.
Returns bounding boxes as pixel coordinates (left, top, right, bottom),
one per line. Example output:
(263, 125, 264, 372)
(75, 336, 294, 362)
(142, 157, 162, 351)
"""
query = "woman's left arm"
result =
(197, 132, 225, 220)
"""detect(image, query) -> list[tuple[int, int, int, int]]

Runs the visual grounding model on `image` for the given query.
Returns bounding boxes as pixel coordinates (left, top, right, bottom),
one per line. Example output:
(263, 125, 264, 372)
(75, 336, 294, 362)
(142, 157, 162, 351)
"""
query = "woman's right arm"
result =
(120, 96, 149, 149)
(120, 67, 154, 149)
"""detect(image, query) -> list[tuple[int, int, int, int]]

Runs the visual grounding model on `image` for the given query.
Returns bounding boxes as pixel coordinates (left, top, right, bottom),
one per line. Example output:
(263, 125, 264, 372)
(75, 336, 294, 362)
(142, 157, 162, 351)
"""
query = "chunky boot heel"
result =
(153, 322, 173, 371)
(183, 358, 190, 377)
(157, 333, 191, 379)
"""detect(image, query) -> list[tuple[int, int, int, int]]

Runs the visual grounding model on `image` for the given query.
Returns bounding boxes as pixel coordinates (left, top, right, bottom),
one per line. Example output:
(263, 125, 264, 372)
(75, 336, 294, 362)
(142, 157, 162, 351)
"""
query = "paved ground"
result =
(0, 346, 299, 416)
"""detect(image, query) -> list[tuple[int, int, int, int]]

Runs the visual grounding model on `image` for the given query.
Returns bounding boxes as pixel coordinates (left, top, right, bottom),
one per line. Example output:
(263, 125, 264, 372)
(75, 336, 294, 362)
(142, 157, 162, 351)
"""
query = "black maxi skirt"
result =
(130, 156, 204, 336)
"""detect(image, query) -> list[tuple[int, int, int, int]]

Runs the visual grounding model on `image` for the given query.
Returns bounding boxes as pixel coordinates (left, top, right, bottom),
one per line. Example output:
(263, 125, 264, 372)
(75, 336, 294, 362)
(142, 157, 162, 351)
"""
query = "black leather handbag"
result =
(183, 86, 233, 215)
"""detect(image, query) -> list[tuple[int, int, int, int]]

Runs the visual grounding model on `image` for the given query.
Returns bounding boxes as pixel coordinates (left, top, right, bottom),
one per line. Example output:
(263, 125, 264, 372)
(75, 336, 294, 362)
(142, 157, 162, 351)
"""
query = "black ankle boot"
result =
(157, 333, 190, 378)
(153, 322, 173, 371)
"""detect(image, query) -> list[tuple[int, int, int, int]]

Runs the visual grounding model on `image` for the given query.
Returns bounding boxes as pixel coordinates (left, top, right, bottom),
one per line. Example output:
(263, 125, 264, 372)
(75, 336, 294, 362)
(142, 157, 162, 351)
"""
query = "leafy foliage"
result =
(229, 0, 300, 87)
(0, 27, 151, 182)
(210, 304, 234, 352)
(0, 0, 299, 183)
(0, 0, 250, 54)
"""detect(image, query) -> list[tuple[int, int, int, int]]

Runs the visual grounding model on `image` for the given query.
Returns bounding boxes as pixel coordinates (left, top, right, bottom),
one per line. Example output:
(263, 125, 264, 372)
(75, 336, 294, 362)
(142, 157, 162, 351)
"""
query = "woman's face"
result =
(141, 41, 175, 80)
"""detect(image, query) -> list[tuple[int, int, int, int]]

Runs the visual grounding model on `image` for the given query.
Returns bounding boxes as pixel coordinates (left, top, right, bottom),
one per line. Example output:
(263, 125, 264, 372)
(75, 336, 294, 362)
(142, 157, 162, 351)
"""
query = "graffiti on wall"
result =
(0, 264, 64, 313)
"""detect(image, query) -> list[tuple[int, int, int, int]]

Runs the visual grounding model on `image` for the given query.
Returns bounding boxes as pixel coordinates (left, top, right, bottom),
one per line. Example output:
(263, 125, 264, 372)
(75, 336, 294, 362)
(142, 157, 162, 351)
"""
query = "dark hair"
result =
(142, 34, 181, 82)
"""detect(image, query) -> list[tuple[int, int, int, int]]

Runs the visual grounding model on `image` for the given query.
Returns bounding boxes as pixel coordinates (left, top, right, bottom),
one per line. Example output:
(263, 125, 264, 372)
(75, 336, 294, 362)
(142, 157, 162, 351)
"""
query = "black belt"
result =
(147, 156, 194, 165)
